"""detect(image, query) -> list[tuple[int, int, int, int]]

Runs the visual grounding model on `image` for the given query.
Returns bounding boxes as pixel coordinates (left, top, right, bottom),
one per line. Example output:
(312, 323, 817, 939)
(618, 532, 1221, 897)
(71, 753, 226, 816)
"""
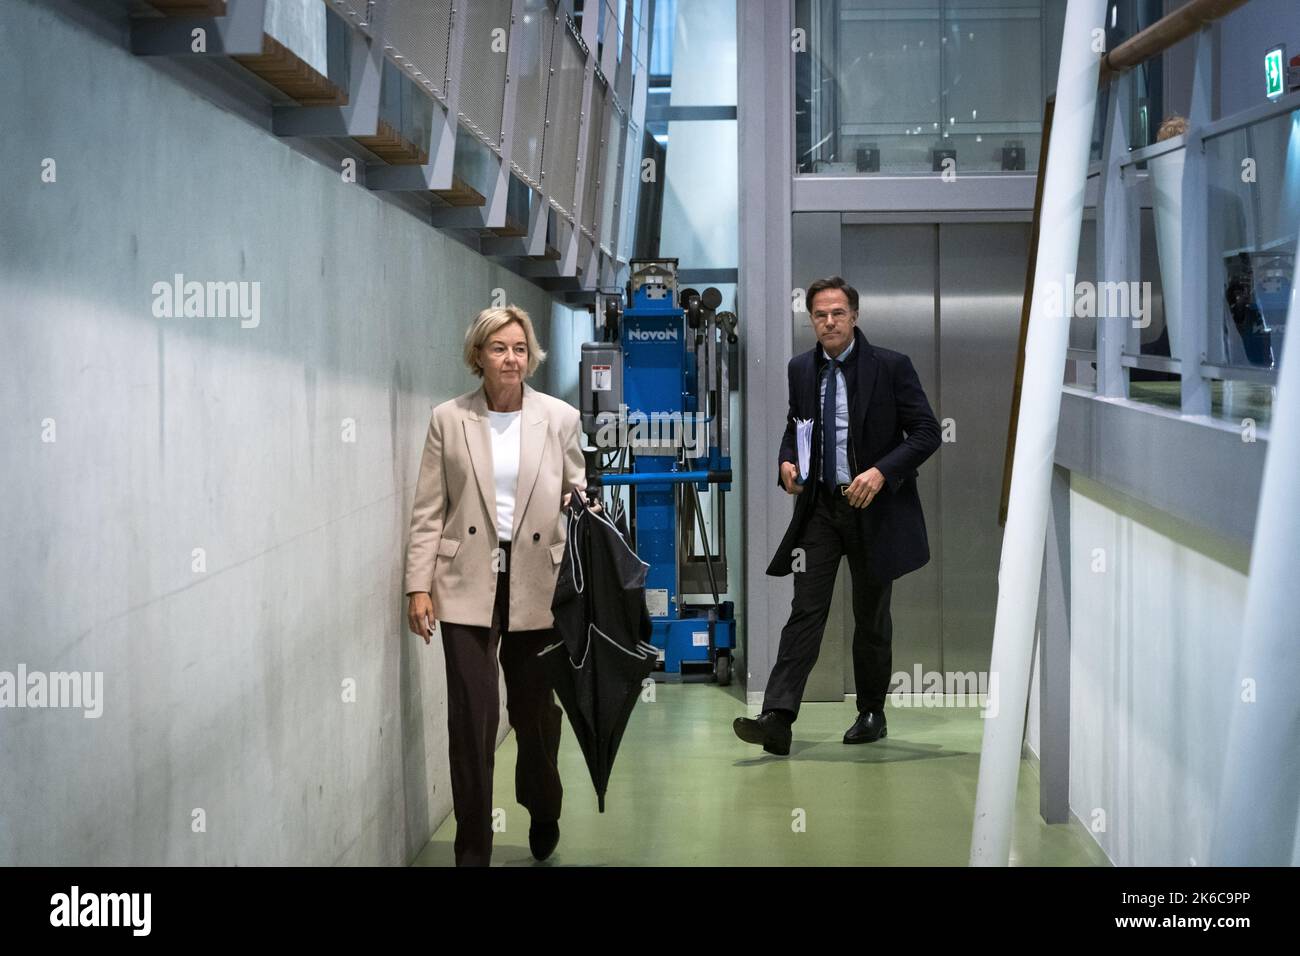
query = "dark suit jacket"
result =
(766, 326, 941, 583)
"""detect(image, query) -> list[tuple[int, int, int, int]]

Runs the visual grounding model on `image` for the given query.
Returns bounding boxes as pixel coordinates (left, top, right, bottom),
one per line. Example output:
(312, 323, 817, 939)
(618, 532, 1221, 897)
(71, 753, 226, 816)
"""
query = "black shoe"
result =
(528, 820, 560, 861)
(733, 711, 793, 756)
(843, 709, 887, 744)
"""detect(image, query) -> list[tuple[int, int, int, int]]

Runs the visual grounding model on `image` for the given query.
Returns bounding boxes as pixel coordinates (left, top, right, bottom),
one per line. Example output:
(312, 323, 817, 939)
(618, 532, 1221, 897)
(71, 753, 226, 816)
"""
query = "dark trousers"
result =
(439, 542, 563, 867)
(763, 488, 894, 721)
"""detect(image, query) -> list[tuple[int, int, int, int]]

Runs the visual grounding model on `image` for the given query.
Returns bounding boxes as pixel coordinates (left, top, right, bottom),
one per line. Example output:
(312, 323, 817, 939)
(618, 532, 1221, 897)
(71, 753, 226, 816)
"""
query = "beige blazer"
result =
(404, 382, 586, 631)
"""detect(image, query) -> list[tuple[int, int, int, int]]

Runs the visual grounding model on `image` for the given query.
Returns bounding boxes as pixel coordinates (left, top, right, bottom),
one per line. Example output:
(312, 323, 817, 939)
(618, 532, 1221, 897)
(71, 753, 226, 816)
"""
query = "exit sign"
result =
(1265, 45, 1286, 100)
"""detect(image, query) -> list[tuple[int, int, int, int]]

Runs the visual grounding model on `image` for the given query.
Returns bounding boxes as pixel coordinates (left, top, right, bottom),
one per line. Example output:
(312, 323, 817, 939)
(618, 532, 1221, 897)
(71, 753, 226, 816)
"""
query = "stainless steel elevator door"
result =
(790, 218, 1029, 701)
(935, 223, 1028, 677)
(838, 225, 943, 691)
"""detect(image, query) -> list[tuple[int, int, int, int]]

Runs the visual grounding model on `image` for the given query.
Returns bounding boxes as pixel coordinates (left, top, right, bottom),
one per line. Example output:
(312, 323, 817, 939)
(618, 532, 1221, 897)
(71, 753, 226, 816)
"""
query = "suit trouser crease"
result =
(439, 545, 564, 866)
(763, 490, 894, 720)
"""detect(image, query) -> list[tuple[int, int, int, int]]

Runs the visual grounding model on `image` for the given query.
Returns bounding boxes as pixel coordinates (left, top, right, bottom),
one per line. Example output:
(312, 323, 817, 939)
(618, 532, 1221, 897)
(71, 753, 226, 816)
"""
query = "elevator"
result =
(790, 215, 1032, 698)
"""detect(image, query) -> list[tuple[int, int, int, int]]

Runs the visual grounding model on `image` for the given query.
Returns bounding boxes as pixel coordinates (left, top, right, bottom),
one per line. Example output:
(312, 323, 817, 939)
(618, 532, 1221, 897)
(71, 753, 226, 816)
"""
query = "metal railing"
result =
(1084, 0, 1295, 416)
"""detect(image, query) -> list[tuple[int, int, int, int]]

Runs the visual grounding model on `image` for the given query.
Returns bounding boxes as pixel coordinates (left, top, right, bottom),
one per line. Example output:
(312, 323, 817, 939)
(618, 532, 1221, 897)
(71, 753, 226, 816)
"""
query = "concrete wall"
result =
(0, 0, 569, 865)
(264, 0, 328, 76)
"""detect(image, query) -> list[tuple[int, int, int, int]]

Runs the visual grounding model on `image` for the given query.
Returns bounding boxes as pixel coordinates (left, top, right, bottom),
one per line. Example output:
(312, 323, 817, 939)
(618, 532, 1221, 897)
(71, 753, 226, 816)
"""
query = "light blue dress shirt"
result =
(818, 338, 854, 485)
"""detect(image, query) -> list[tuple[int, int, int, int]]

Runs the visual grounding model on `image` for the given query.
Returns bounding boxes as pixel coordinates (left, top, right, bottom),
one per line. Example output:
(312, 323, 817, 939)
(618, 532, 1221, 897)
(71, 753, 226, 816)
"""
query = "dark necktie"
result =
(823, 356, 839, 492)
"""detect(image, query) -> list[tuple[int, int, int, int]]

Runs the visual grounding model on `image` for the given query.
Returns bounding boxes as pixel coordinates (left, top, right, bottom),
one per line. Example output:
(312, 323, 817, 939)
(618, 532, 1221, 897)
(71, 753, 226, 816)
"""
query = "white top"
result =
(487, 409, 522, 541)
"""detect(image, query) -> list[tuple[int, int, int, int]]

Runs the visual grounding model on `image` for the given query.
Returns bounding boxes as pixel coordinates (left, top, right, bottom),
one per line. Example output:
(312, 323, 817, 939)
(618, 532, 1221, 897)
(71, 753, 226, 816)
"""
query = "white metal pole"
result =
(969, 0, 1108, 866)
(1210, 239, 1300, 865)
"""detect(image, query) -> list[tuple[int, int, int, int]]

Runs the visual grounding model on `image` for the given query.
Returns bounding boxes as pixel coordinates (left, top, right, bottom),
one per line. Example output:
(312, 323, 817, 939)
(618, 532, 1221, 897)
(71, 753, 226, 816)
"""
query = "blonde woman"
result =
(404, 305, 587, 866)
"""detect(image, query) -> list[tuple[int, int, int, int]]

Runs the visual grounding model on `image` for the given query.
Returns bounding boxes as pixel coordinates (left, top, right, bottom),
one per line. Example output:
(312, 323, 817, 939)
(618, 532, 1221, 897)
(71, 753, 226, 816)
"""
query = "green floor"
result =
(413, 683, 1110, 867)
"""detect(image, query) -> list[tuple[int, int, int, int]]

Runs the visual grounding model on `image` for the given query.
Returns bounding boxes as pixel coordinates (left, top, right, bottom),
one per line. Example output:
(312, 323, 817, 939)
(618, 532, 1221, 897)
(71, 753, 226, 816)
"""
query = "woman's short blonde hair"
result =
(1156, 115, 1188, 142)
(463, 305, 547, 379)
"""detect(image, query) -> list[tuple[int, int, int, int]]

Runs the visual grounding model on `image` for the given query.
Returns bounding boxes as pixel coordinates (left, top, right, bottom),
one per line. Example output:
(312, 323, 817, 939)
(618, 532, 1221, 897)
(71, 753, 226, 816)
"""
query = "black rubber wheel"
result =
(715, 653, 731, 686)
(685, 295, 702, 330)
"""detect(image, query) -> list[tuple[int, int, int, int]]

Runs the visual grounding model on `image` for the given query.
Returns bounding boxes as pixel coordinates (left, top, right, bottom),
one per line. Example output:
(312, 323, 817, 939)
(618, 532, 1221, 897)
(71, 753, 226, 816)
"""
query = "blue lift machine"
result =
(579, 259, 739, 684)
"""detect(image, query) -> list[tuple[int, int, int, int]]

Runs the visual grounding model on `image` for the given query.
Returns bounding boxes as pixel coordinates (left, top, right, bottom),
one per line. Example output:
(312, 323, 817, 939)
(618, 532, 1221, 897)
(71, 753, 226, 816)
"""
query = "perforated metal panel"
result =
(456, 0, 512, 153)
(618, 120, 641, 261)
(509, 0, 557, 187)
(384, 0, 453, 103)
(331, 0, 380, 38)
(540, 26, 586, 220)
(600, 105, 626, 253)
(580, 77, 609, 237)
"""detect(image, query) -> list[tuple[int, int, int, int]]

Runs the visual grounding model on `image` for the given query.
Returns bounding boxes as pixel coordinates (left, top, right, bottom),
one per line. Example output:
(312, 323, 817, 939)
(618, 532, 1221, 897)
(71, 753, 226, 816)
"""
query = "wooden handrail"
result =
(1000, 0, 1254, 524)
(1098, 0, 1251, 88)
(999, 94, 1055, 528)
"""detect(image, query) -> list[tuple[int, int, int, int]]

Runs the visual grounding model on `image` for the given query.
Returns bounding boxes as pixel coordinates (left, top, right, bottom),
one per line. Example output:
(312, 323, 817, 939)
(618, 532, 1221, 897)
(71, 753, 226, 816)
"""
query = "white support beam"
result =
(1210, 231, 1300, 865)
(969, 0, 1108, 867)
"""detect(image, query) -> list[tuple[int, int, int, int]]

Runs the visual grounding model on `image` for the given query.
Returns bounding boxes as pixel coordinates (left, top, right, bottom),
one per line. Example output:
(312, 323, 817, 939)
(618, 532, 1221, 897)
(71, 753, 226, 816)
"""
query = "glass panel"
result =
(796, 0, 1065, 175)
(1121, 205, 1183, 396)
(618, 121, 646, 261)
(378, 61, 435, 160)
(600, 108, 627, 251)
(1114, 0, 1165, 151)
(1087, 0, 1166, 161)
(1065, 215, 1098, 391)
(1090, 83, 1108, 163)
(650, 0, 675, 76)
(1204, 108, 1299, 373)
(668, 0, 736, 106)
(660, 119, 738, 268)
(452, 126, 497, 199)
(1071, 216, 1099, 349)
(1129, 206, 1172, 359)
(1125, 380, 1276, 425)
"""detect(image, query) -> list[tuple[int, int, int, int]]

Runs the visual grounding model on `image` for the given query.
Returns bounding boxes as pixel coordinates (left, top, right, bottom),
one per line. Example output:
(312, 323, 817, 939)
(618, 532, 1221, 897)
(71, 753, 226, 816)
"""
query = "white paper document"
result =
(795, 418, 814, 484)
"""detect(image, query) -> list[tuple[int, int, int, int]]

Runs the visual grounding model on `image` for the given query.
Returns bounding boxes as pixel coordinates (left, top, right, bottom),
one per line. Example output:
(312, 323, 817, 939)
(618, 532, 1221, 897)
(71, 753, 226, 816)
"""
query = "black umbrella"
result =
(540, 497, 656, 812)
